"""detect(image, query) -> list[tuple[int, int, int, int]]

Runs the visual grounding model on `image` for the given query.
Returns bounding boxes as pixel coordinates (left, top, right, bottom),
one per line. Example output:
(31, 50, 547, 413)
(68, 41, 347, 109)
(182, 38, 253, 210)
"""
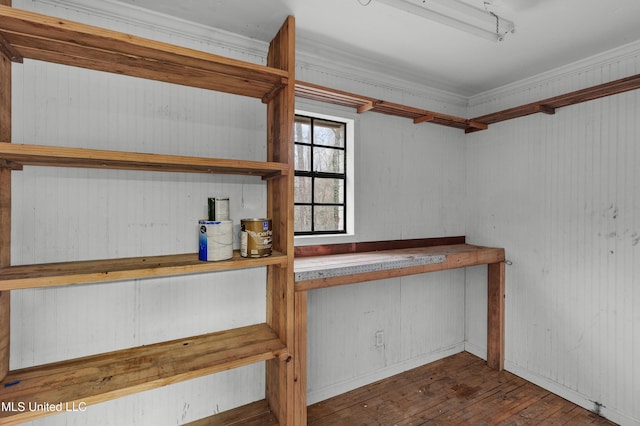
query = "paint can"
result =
(208, 197, 230, 221)
(240, 218, 272, 258)
(198, 220, 233, 261)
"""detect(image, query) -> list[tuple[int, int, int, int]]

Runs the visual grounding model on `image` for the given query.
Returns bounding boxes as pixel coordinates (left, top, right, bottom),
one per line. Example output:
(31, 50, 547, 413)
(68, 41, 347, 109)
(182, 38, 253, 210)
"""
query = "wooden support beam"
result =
(266, 15, 295, 426)
(0, 0, 11, 382)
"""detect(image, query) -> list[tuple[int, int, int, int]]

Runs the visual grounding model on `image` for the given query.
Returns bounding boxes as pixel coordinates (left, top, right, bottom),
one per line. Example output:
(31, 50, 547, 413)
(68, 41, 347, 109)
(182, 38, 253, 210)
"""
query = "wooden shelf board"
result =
(294, 244, 505, 291)
(0, 6, 288, 99)
(0, 251, 287, 291)
(0, 143, 288, 178)
(0, 323, 287, 424)
(185, 399, 278, 426)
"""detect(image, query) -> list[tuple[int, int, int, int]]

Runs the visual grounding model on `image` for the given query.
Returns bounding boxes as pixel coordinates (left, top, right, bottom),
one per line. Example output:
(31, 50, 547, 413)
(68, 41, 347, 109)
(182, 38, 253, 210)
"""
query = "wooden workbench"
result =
(292, 238, 506, 425)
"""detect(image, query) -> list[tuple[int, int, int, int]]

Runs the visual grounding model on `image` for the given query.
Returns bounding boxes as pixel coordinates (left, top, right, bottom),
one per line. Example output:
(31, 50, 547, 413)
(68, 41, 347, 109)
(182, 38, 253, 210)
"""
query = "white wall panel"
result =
(466, 57, 640, 424)
(296, 66, 468, 404)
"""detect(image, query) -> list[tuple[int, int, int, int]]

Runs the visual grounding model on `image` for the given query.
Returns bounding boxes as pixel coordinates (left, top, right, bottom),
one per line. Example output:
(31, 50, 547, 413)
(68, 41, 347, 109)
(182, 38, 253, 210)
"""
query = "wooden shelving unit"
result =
(0, 4, 295, 425)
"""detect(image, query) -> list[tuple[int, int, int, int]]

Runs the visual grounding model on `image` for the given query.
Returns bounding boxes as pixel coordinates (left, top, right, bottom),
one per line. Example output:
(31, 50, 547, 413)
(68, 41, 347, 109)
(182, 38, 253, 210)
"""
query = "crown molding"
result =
(29, 0, 270, 62)
(469, 39, 640, 108)
(296, 35, 468, 109)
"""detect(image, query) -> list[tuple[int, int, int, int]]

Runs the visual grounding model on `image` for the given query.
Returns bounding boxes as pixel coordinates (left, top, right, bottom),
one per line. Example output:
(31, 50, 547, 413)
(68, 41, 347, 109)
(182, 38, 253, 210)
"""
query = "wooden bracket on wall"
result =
(261, 77, 289, 104)
(413, 113, 434, 124)
(0, 159, 21, 170)
(0, 32, 21, 63)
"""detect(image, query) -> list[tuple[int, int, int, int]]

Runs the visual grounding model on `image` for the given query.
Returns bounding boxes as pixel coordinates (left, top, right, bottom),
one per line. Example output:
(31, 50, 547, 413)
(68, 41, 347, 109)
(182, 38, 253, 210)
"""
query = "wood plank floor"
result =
(306, 351, 616, 426)
(195, 351, 617, 425)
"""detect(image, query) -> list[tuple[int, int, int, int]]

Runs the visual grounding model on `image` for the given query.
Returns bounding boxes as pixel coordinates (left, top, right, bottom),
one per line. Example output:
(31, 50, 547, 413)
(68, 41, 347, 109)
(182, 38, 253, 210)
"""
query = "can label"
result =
(198, 220, 233, 261)
(240, 218, 272, 257)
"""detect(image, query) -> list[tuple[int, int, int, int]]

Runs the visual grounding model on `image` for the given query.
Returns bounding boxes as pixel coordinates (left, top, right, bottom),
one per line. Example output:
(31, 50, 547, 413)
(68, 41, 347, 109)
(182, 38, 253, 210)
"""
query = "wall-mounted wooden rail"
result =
(466, 73, 640, 133)
(295, 81, 481, 131)
(296, 72, 640, 133)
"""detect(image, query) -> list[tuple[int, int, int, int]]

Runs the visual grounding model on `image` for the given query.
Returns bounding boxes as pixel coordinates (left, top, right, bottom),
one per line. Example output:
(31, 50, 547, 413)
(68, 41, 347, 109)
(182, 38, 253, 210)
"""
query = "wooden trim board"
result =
(295, 243, 504, 292)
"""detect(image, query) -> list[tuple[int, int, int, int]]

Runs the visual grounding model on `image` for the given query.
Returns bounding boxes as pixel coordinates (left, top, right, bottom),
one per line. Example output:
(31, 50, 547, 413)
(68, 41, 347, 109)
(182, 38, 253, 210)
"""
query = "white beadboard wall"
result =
(465, 48, 640, 425)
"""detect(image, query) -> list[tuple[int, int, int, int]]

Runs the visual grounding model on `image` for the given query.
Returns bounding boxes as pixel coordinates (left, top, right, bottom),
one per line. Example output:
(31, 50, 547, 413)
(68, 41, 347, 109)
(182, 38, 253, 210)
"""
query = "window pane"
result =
(314, 178, 344, 204)
(295, 176, 312, 203)
(294, 205, 312, 232)
(313, 120, 345, 147)
(295, 144, 311, 171)
(294, 117, 311, 143)
(313, 147, 344, 173)
(314, 206, 344, 231)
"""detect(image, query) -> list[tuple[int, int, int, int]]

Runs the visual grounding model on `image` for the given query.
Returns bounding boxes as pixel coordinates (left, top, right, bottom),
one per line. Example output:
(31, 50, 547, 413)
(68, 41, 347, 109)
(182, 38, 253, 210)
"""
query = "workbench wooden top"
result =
(294, 243, 505, 291)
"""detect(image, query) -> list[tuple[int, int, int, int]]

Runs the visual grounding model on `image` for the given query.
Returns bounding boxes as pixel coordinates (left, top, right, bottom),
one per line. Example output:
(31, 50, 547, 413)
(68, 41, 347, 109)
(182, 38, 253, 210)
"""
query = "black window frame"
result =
(294, 114, 348, 236)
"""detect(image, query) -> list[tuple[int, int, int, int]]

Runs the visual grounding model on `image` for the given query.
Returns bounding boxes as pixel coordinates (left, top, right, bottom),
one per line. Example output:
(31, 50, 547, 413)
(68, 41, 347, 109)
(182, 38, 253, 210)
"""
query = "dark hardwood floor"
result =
(307, 351, 616, 425)
(193, 351, 616, 425)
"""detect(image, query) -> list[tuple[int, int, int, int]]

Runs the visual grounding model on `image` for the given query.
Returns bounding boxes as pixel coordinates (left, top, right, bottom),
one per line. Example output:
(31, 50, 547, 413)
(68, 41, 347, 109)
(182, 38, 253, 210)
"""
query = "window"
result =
(294, 114, 349, 235)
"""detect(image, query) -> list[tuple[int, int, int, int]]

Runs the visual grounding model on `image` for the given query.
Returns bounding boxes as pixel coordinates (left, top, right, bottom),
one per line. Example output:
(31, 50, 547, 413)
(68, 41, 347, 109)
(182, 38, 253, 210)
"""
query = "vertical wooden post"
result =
(265, 16, 295, 426)
(293, 291, 307, 425)
(0, 0, 12, 382)
(487, 261, 505, 371)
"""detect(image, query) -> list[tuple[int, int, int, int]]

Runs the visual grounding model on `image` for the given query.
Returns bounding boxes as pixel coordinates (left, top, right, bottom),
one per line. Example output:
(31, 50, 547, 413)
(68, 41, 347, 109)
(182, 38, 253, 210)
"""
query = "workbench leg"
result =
(294, 291, 307, 425)
(487, 261, 505, 371)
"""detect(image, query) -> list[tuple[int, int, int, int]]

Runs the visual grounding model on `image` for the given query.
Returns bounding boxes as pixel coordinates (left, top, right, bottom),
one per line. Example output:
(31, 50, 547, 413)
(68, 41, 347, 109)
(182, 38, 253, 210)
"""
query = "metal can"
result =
(240, 218, 272, 257)
(208, 197, 230, 221)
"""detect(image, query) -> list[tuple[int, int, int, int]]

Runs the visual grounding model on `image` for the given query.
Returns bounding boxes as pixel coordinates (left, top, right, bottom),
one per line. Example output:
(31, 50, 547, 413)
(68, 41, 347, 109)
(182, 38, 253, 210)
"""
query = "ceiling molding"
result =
(296, 35, 468, 110)
(469, 39, 640, 110)
(29, 0, 271, 63)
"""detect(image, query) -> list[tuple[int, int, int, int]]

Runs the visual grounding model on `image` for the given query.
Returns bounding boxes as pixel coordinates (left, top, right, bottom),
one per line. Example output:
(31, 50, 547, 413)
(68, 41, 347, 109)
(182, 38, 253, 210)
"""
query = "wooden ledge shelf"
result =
(0, 6, 288, 99)
(467, 73, 640, 133)
(297, 72, 640, 134)
(295, 81, 474, 131)
(0, 251, 287, 291)
(0, 143, 288, 178)
(0, 323, 287, 425)
(294, 243, 505, 292)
